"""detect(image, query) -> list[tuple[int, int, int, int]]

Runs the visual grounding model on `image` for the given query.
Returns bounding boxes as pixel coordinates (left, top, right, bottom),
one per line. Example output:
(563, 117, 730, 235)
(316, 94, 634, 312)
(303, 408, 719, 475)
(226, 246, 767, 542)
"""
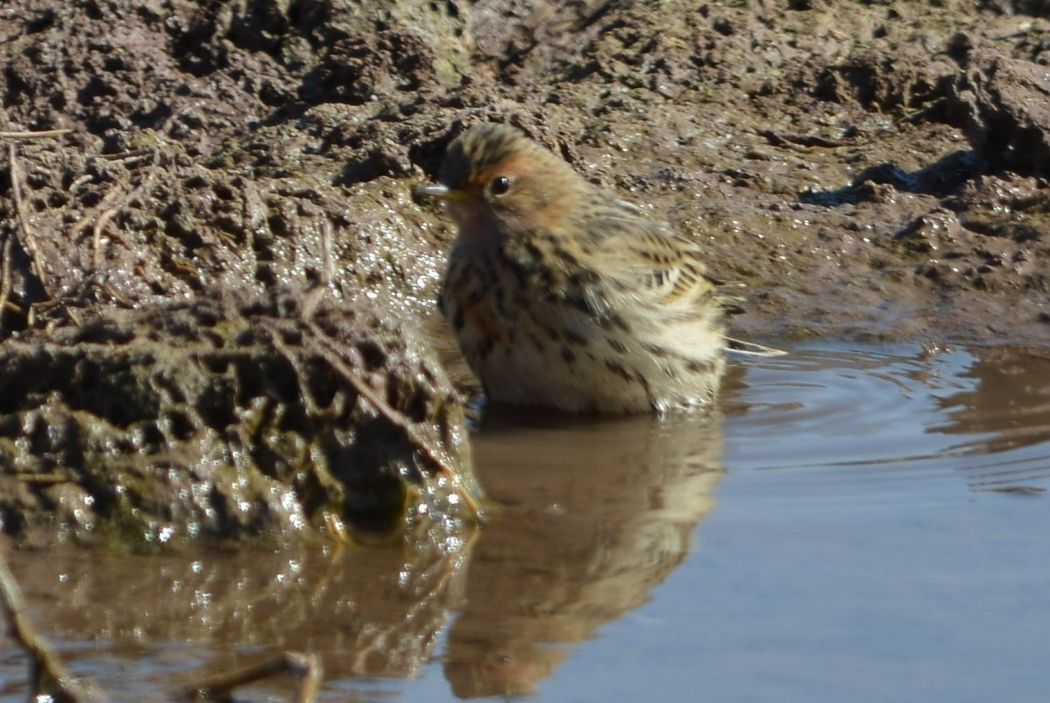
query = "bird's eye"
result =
(490, 176, 512, 196)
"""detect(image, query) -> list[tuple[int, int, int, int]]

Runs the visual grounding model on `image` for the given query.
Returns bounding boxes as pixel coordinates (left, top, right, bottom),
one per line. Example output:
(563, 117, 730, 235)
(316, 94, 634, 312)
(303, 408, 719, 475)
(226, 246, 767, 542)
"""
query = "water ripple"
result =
(722, 344, 1050, 499)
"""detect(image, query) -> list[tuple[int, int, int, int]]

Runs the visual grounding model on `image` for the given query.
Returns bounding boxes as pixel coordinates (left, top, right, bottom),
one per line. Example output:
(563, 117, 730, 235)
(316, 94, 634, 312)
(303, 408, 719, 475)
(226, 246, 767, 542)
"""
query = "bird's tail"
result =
(725, 337, 787, 357)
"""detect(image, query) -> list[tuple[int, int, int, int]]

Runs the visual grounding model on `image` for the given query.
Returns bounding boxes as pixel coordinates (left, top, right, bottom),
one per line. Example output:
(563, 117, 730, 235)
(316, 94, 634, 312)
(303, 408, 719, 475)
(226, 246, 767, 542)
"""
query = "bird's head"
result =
(415, 123, 581, 241)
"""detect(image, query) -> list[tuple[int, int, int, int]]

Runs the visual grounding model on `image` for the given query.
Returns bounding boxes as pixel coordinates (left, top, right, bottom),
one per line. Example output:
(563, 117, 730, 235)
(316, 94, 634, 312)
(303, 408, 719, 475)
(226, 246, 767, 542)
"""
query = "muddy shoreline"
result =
(1, 0, 1048, 545)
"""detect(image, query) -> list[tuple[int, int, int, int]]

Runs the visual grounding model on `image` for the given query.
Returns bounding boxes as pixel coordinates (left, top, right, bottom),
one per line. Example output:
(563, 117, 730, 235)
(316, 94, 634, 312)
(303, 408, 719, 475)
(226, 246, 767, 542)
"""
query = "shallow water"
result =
(2, 343, 1050, 702)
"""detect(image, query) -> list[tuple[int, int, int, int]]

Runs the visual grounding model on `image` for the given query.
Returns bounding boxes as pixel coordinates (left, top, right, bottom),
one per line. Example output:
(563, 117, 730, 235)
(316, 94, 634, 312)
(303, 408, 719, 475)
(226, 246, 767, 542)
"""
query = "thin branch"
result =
(69, 173, 94, 194)
(98, 148, 153, 162)
(303, 322, 454, 471)
(266, 322, 325, 417)
(181, 651, 322, 703)
(7, 142, 52, 298)
(69, 149, 159, 270)
(70, 176, 126, 242)
(758, 128, 859, 150)
(0, 231, 13, 331)
(301, 286, 328, 321)
(0, 128, 71, 140)
(92, 151, 159, 269)
(320, 217, 335, 288)
(0, 552, 103, 703)
(13, 473, 72, 485)
(301, 321, 483, 516)
(92, 206, 122, 270)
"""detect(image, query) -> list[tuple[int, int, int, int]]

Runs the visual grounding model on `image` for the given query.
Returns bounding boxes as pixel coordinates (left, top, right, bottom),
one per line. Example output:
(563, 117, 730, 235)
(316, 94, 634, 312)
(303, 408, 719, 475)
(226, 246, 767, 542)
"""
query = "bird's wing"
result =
(576, 201, 786, 359)
(581, 208, 719, 318)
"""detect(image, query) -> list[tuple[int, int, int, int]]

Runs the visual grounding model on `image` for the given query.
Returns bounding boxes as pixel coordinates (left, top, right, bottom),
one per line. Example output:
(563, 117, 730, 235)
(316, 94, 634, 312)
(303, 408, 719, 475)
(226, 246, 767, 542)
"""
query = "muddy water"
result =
(2, 344, 1050, 702)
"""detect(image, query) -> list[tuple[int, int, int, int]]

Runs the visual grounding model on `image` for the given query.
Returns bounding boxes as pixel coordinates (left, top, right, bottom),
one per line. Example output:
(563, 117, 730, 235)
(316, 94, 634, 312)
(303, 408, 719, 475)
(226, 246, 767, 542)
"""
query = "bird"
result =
(415, 122, 736, 413)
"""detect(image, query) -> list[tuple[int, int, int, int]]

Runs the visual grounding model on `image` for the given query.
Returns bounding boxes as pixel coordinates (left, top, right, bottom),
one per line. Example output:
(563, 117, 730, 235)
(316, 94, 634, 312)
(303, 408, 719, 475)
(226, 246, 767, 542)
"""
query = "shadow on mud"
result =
(798, 150, 981, 207)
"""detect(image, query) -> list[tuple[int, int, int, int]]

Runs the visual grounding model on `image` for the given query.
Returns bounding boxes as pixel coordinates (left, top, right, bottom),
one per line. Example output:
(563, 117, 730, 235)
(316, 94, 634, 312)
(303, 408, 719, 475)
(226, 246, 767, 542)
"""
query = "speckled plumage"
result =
(417, 123, 727, 413)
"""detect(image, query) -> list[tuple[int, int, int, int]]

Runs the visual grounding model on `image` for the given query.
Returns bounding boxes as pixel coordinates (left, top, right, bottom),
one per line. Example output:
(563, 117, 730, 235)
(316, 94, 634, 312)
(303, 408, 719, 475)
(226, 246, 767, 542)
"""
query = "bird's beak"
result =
(412, 183, 469, 204)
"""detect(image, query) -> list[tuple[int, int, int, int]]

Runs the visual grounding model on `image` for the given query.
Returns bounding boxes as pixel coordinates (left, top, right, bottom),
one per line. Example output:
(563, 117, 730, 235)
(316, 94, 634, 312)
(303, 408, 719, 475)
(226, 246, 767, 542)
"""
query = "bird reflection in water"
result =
(444, 404, 726, 698)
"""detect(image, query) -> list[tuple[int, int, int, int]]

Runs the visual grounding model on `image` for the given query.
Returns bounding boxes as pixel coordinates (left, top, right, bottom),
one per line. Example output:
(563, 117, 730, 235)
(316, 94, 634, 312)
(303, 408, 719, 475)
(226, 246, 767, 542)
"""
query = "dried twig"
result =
(70, 149, 160, 270)
(98, 148, 153, 162)
(0, 231, 14, 329)
(69, 173, 93, 194)
(92, 206, 124, 269)
(320, 217, 335, 288)
(300, 219, 336, 320)
(182, 651, 322, 703)
(300, 286, 328, 321)
(0, 552, 103, 703)
(301, 321, 483, 516)
(759, 128, 859, 150)
(7, 142, 52, 298)
(69, 177, 125, 242)
(266, 322, 325, 417)
(0, 128, 71, 140)
(91, 151, 160, 269)
(13, 473, 71, 485)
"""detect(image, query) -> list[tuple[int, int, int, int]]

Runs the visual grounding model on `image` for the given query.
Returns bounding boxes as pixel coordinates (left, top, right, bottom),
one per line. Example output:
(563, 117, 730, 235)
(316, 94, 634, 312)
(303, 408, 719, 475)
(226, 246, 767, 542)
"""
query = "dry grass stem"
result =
(300, 321, 482, 516)
(182, 651, 322, 703)
(0, 128, 72, 140)
(0, 231, 14, 330)
(7, 142, 53, 298)
(0, 552, 104, 703)
(90, 150, 160, 269)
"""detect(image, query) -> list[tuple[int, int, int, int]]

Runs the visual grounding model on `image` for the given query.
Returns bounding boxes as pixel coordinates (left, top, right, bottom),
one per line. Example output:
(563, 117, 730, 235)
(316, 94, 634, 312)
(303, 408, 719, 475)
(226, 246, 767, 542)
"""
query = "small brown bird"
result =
(416, 123, 730, 413)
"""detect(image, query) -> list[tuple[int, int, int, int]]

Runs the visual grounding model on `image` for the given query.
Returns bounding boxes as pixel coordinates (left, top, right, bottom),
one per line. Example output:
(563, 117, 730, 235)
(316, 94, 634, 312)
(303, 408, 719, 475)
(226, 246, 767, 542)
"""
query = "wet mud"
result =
(0, 288, 476, 547)
(1, 0, 1049, 544)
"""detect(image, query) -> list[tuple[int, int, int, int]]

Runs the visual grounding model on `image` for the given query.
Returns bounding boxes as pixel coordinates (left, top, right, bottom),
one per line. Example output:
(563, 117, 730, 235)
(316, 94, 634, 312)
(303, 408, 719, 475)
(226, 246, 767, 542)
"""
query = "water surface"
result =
(2, 343, 1049, 702)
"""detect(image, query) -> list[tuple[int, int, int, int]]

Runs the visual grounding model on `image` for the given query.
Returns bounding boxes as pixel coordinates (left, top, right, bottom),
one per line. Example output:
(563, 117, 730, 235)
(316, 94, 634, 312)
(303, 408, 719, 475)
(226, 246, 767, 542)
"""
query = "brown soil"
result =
(1, 0, 1049, 544)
